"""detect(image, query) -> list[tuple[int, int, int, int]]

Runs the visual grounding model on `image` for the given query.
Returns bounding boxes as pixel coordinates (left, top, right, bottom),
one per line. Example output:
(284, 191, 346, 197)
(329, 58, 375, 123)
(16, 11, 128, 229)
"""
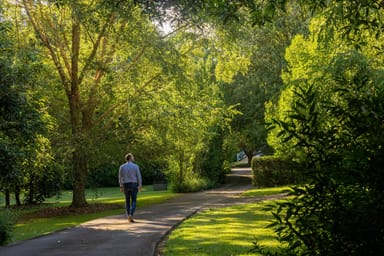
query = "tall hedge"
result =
(251, 155, 302, 187)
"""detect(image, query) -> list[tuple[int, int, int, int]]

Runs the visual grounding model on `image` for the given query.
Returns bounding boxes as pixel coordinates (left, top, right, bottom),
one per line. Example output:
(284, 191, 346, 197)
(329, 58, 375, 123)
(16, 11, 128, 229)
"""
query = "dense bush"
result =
(254, 52, 384, 255)
(139, 160, 168, 185)
(0, 210, 15, 246)
(251, 156, 302, 187)
(170, 175, 213, 193)
(88, 164, 119, 188)
(87, 160, 169, 188)
(198, 130, 229, 185)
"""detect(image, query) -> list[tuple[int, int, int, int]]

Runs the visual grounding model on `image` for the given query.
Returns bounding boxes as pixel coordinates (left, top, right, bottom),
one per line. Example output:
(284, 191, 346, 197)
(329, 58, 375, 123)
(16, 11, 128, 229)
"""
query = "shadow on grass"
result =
(163, 202, 281, 256)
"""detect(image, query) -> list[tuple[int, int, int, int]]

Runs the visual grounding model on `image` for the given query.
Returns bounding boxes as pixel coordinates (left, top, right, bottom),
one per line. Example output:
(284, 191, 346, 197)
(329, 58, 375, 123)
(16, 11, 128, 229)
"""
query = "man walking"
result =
(119, 153, 142, 222)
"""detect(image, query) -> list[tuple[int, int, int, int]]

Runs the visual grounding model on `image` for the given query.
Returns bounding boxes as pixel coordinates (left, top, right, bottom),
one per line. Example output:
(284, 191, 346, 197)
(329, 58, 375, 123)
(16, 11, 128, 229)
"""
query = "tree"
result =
(9, 0, 242, 200)
(0, 16, 54, 206)
(220, 3, 309, 165)
(12, 0, 172, 207)
(124, 27, 236, 190)
(258, 15, 384, 255)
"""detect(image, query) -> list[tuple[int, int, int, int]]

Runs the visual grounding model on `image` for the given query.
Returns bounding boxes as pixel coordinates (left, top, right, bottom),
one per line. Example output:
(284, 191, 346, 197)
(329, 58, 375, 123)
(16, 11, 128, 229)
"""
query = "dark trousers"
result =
(123, 182, 138, 216)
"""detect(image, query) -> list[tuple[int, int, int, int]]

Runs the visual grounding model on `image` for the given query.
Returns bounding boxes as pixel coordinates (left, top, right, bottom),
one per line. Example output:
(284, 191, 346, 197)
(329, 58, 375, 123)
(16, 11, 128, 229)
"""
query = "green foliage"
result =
(198, 128, 228, 185)
(0, 210, 15, 246)
(1, 0, 243, 206)
(251, 156, 304, 187)
(87, 164, 118, 188)
(222, 5, 309, 164)
(0, 17, 57, 206)
(139, 160, 169, 185)
(165, 0, 384, 49)
(169, 174, 213, 193)
(260, 49, 384, 255)
(87, 160, 167, 188)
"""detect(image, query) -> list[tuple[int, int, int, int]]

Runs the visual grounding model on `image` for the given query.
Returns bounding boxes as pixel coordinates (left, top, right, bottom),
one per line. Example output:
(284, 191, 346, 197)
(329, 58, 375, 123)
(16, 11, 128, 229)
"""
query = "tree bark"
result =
(5, 189, 10, 208)
(26, 175, 35, 205)
(69, 16, 88, 208)
(22, 1, 120, 208)
(245, 150, 253, 167)
(71, 145, 88, 207)
(15, 186, 21, 206)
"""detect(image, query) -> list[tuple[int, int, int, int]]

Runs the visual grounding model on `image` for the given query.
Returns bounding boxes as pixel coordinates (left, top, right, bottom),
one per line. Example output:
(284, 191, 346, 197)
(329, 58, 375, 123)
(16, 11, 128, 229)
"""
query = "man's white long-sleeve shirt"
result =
(119, 161, 142, 187)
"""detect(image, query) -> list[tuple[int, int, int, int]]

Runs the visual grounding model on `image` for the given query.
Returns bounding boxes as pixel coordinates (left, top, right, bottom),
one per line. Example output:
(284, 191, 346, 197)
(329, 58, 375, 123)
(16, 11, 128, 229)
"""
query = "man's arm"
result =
(137, 167, 142, 192)
(118, 166, 124, 192)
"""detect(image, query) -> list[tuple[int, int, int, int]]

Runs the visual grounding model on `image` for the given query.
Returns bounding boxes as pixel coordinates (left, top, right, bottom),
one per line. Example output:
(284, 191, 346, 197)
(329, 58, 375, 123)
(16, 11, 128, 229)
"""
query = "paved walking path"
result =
(0, 168, 275, 256)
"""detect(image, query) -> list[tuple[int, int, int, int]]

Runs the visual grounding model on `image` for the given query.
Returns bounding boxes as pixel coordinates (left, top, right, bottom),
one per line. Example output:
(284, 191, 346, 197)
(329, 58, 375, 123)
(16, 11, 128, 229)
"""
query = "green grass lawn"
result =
(3, 185, 290, 253)
(241, 186, 292, 197)
(3, 185, 179, 243)
(162, 186, 290, 256)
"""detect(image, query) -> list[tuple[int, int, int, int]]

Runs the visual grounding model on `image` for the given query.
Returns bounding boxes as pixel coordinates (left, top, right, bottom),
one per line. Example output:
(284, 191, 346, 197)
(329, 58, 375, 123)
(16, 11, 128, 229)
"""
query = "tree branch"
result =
(22, 0, 71, 96)
(78, 12, 117, 85)
(125, 45, 147, 72)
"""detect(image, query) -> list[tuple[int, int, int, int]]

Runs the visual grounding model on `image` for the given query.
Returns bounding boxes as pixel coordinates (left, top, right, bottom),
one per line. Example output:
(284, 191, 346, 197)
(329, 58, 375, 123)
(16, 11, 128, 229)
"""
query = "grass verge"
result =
(162, 186, 290, 256)
(241, 186, 292, 197)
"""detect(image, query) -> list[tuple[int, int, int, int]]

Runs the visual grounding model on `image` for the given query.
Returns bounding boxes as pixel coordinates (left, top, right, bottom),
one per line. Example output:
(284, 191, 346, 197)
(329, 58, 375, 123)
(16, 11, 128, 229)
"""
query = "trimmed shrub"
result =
(251, 155, 302, 187)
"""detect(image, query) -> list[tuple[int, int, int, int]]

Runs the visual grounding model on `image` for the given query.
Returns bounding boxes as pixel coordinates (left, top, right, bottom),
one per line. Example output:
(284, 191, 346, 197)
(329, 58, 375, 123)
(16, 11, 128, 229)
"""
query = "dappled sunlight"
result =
(41, 186, 173, 204)
(9, 186, 179, 242)
(100, 199, 124, 204)
(164, 201, 280, 256)
(241, 185, 292, 197)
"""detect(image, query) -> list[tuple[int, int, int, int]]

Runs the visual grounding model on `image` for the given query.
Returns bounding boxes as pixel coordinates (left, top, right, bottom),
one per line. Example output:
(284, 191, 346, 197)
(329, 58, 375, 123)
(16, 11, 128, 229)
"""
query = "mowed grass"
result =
(241, 186, 292, 197)
(12, 208, 123, 243)
(42, 186, 177, 207)
(162, 186, 290, 256)
(4, 185, 290, 252)
(5, 186, 178, 243)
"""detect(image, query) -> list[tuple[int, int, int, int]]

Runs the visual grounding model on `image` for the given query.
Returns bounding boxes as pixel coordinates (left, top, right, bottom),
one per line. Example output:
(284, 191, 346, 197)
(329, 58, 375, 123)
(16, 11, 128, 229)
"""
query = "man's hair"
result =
(125, 153, 134, 161)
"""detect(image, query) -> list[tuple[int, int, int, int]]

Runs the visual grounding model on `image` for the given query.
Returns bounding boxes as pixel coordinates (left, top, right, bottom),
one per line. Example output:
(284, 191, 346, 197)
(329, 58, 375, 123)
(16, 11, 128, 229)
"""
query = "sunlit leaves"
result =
(0, 18, 55, 205)
(215, 49, 250, 83)
(264, 6, 384, 254)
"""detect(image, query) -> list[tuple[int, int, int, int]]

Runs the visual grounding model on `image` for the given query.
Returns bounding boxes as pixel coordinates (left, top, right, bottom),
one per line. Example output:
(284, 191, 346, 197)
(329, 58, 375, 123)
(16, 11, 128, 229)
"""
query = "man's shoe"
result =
(128, 215, 134, 223)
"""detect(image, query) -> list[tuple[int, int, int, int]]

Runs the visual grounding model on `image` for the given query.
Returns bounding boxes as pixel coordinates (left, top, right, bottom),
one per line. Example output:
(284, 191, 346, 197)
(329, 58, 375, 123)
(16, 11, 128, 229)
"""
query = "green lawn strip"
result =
(240, 186, 292, 197)
(163, 201, 284, 256)
(9, 186, 179, 243)
(12, 208, 123, 242)
(163, 186, 291, 256)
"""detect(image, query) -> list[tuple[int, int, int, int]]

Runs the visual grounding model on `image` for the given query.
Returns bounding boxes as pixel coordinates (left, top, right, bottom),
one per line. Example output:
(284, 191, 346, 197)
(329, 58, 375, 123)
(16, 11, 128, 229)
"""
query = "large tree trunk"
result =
(14, 186, 21, 206)
(71, 145, 88, 207)
(69, 17, 88, 208)
(22, 1, 116, 208)
(5, 189, 10, 208)
(245, 150, 253, 167)
(25, 175, 35, 205)
(69, 98, 89, 207)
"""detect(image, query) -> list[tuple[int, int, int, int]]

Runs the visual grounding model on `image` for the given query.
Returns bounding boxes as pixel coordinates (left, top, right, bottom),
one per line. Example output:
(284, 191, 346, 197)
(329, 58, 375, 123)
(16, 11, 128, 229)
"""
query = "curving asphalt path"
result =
(0, 169, 258, 256)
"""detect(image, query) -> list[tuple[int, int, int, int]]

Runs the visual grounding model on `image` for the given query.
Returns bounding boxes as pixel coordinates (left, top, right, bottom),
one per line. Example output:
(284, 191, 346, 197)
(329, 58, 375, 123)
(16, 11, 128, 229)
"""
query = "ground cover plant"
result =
(1, 186, 178, 244)
(162, 186, 290, 256)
